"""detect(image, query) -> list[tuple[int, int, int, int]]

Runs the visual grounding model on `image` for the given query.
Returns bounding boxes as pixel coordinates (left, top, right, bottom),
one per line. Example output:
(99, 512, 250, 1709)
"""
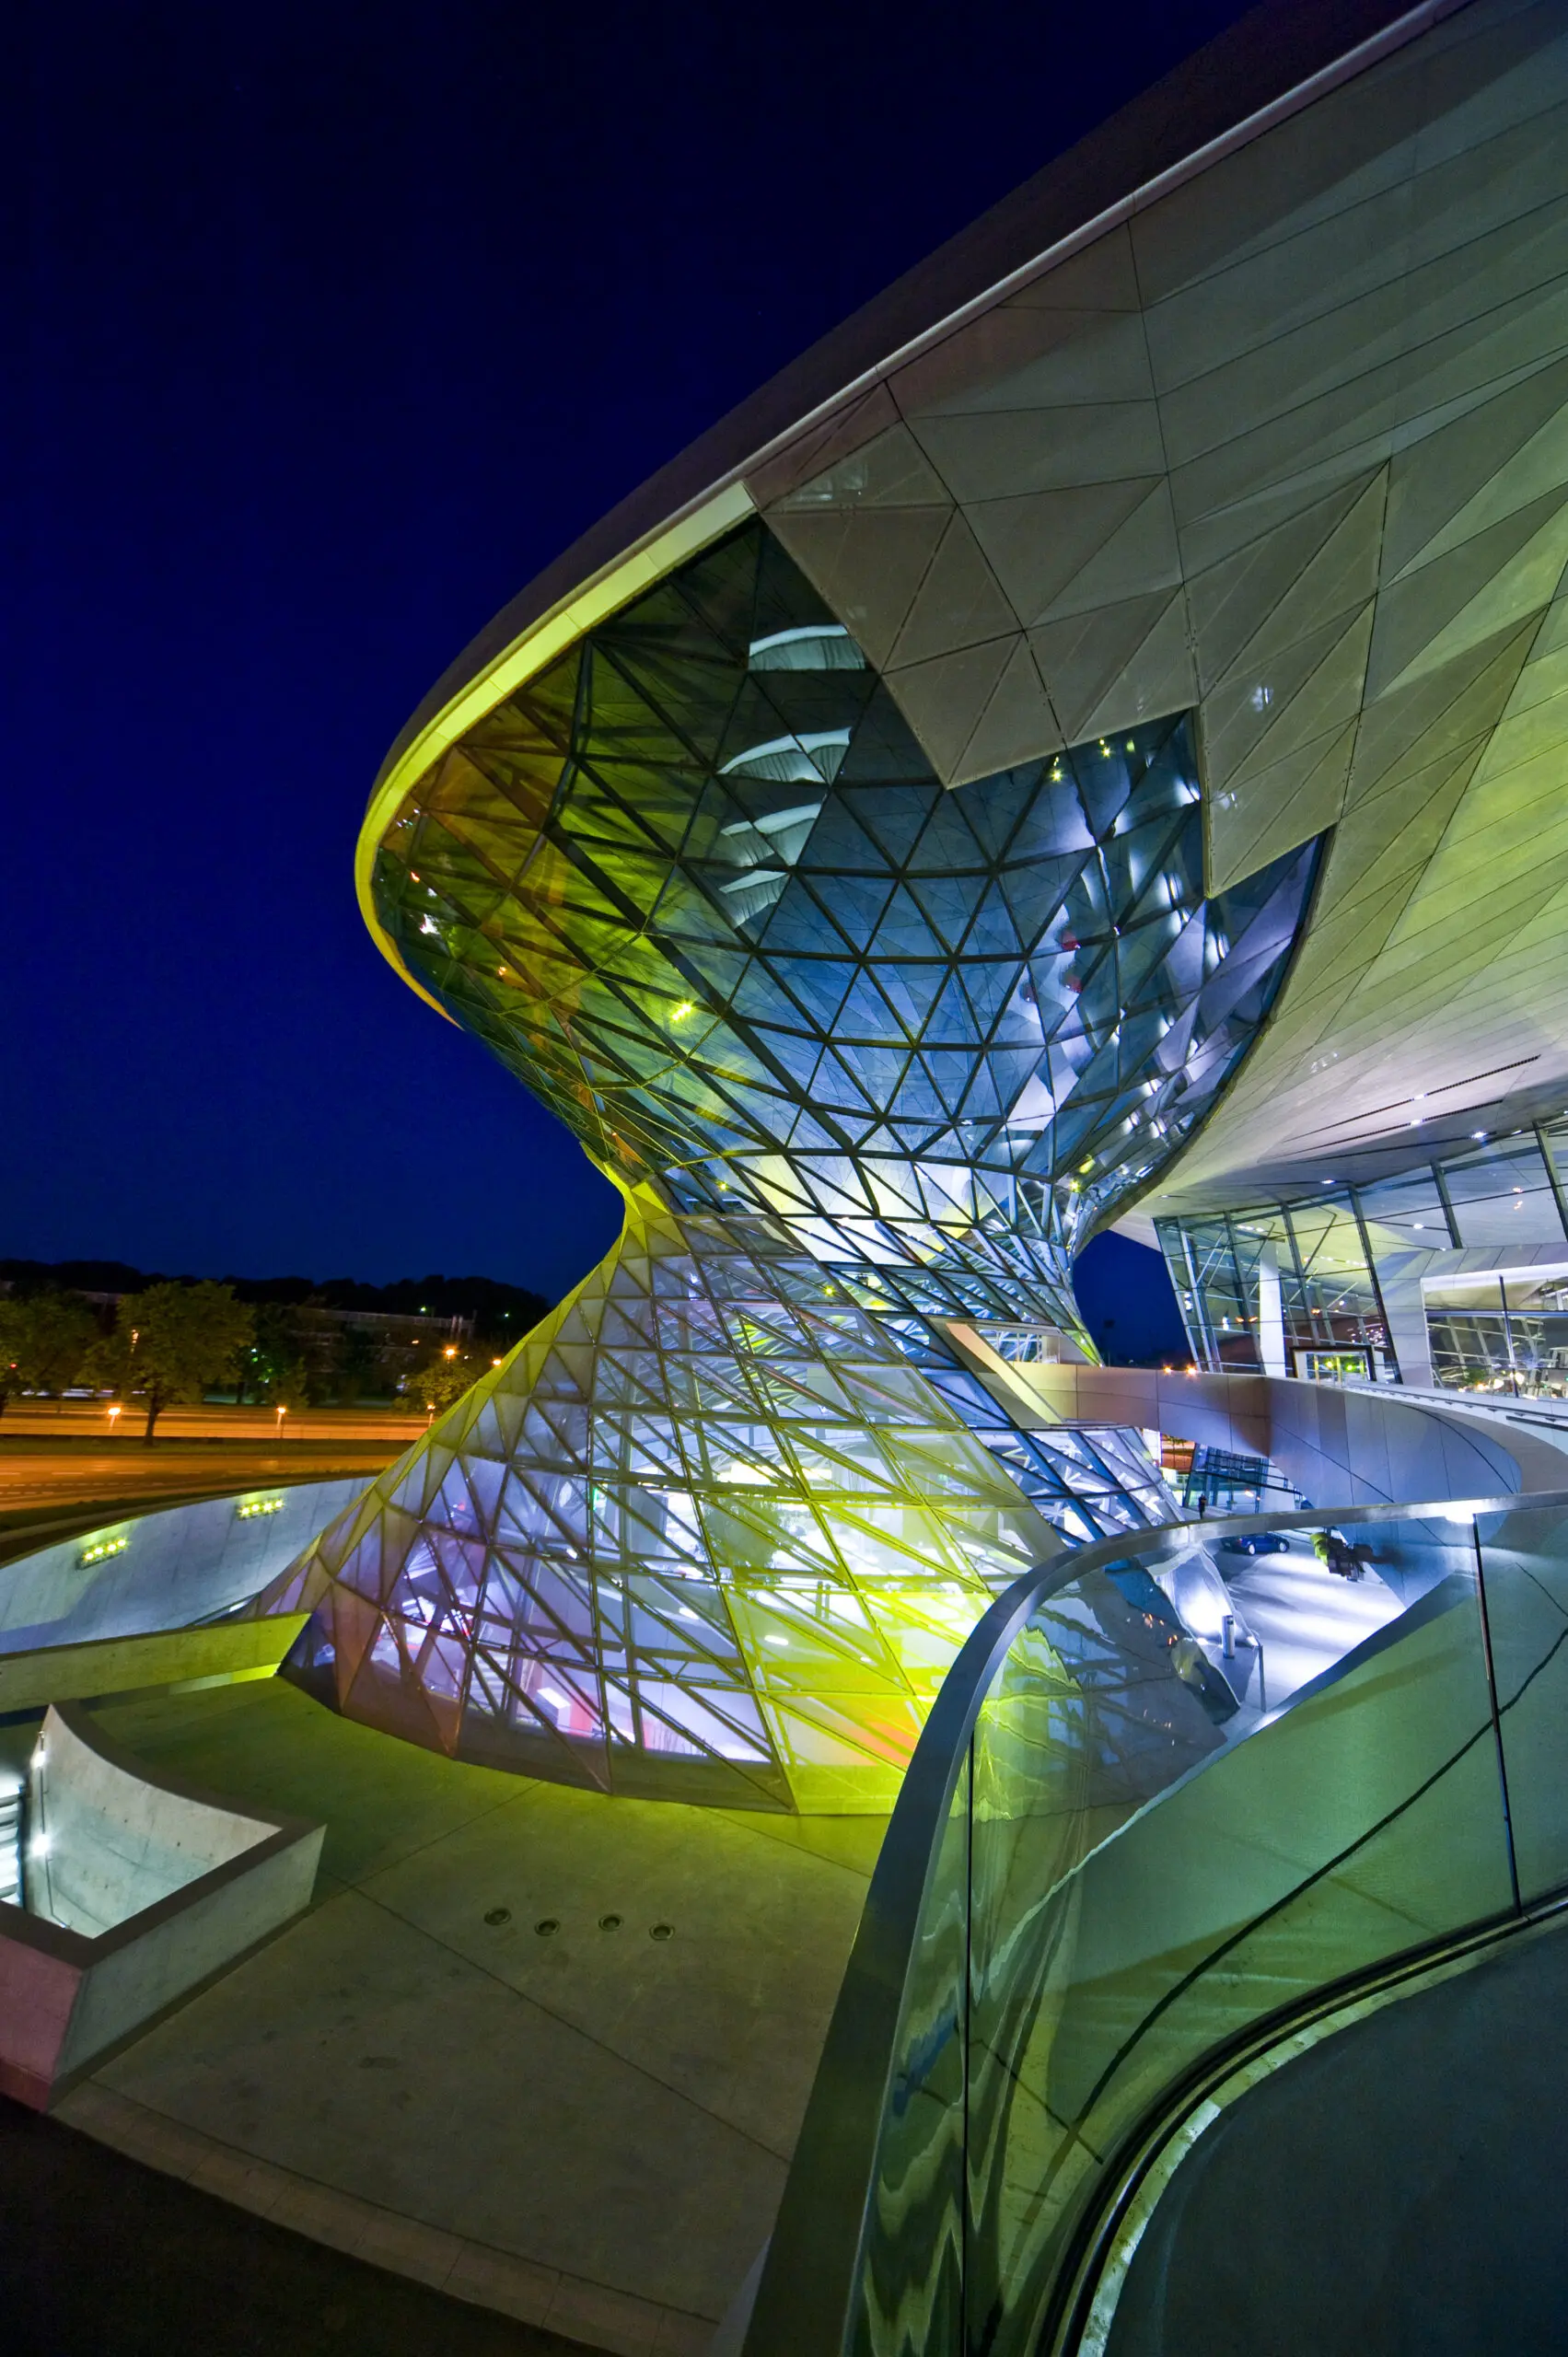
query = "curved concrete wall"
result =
(0, 1705, 321, 2107)
(28, 1707, 280, 1936)
(0, 1478, 364, 1657)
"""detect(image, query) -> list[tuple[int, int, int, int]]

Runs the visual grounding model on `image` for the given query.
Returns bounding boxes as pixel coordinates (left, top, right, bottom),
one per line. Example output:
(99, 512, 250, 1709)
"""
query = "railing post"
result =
(1470, 1515, 1522, 1916)
(961, 1729, 974, 2354)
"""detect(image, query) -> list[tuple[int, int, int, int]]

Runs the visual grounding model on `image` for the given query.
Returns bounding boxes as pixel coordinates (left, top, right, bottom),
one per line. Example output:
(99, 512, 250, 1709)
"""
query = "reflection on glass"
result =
(845, 1504, 1529, 2357)
(1425, 1269, 1568, 1398)
(1475, 1503, 1568, 1902)
(1158, 1119, 1568, 1390)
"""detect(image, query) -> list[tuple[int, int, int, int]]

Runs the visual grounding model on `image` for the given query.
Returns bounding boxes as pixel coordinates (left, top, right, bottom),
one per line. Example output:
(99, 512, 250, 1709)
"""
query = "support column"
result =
(1257, 1243, 1287, 1377)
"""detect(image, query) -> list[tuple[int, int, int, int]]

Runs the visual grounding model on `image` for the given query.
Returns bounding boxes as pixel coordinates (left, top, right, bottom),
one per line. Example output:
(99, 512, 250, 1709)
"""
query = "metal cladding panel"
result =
(741, 0, 1568, 1203)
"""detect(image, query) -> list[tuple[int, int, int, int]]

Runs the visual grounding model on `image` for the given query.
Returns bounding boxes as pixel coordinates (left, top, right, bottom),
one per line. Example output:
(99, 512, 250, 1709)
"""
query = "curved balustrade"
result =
(744, 1490, 1568, 2357)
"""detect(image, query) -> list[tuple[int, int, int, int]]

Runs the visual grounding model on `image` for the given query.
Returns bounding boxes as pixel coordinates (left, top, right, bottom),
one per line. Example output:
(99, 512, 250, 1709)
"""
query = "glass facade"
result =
(1161, 1202, 1393, 1378)
(1159, 1115, 1568, 1391)
(275, 521, 1319, 1805)
(262, 1199, 1194, 1812)
(269, 1189, 1061, 1814)
(756, 1492, 1568, 2356)
(1426, 1270, 1568, 1398)
(377, 520, 1317, 1336)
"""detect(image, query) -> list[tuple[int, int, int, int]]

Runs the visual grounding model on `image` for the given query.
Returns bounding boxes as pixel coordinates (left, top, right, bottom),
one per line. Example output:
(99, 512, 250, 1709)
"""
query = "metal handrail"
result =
(742, 1488, 1568, 2356)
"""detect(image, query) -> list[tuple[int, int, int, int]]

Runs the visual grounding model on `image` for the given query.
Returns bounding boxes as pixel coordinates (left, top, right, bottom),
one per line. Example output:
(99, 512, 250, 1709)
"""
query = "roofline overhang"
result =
(357, 0, 1470, 1013)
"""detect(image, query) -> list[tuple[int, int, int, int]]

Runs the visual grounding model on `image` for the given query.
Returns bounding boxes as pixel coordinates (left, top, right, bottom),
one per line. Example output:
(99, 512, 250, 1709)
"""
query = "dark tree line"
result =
(0, 1264, 552, 1440)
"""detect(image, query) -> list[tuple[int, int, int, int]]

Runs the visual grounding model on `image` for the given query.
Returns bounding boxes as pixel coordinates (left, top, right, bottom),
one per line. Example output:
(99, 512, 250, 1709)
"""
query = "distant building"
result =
(264, 1303, 472, 1400)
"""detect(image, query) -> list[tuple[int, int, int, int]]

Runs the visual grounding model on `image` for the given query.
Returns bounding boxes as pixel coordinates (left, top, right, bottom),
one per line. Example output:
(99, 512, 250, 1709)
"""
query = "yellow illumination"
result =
(79, 1534, 130, 1567)
(354, 482, 756, 1019)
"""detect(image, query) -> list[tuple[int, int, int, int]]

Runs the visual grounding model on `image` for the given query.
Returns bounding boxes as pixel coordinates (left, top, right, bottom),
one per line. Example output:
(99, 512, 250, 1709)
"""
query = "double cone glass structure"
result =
(268, 530, 1313, 1809)
(267, 0, 1568, 1807)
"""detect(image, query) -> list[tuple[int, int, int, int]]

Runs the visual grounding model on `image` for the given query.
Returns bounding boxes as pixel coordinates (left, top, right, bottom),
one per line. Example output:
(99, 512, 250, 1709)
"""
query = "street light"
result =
(275, 1405, 287, 1438)
(107, 1403, 122, 1434)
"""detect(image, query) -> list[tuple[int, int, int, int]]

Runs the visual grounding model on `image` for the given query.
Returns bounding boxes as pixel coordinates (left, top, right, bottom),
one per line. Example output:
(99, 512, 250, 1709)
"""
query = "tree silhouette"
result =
(405, 1347, 479, 1418)
(0, 1292, 98, 1413)
(86, 1282, 255, 1442)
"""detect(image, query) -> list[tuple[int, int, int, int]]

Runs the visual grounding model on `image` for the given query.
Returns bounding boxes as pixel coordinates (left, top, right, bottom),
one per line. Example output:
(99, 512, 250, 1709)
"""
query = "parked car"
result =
(1218, 1531, 1291, 1557)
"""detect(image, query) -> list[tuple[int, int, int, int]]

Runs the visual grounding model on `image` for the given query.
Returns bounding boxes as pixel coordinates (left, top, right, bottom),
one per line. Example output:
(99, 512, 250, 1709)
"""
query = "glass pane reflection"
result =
(843, 1500, 1538, 2357)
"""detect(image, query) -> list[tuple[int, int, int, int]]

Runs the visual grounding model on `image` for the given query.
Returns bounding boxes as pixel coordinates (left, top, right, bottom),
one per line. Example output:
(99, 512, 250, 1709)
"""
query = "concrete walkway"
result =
(1219, 1543, 1403, 1707)
(1108, 1914, 1568, 2357)
(7, 1680, 883, 2356)
(0, 2093, 585, 2356)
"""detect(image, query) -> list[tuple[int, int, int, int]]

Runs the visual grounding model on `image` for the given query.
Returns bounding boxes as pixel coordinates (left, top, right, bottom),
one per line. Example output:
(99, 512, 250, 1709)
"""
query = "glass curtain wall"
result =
(1159, 1204, 1390, 1377)
(1426, 1271, 1568, 1397)
(1159, 1117, 1568, 1387)
(296, 517, 1324, 1793)
(379, 518, 1319, 1350)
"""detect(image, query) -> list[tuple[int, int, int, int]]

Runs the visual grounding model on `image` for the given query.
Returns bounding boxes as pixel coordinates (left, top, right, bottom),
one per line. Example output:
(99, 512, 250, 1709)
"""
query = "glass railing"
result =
(744, 1492, 1568, 2357)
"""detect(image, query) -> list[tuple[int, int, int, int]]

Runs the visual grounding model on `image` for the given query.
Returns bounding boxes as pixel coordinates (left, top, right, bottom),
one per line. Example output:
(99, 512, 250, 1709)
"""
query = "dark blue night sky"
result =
(7, 0, 1237, 1351)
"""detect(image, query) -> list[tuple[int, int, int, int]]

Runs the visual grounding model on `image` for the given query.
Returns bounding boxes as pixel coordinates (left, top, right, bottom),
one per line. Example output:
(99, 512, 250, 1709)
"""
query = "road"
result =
(0, 1401, 422, 1444)
(0, 1411, 410, 1541)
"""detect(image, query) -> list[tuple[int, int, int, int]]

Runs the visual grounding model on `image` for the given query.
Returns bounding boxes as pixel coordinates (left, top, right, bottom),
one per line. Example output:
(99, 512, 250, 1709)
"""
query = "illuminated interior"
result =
(261, 522, 1315, 1807)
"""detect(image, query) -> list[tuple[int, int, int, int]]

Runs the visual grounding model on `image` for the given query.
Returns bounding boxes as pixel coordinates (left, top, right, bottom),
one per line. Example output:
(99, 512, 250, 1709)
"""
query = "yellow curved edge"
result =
(355, 482, 759, 1018)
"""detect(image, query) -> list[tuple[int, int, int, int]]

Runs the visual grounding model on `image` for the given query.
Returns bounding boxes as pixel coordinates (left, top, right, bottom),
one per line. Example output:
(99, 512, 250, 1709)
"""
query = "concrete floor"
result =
(1108, 1914, 1568, 2357)
(0, 2094, 587, 2357)
(23, 1680, 883, 2353)
(1219, 1543, 1404, 1709)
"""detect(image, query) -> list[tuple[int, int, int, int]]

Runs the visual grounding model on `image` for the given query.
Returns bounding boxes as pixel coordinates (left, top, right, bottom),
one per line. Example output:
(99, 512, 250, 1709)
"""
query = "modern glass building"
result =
(262, 0, 1568, 1802)
(1159, 1110, 1568, 1390)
